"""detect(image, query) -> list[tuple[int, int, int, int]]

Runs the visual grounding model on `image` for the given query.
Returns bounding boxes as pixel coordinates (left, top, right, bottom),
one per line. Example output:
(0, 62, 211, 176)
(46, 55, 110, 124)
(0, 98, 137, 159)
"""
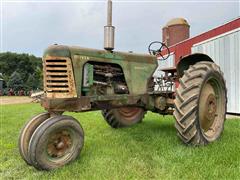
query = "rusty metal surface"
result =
(41, 97, 91, 112)
(47, 129, 73, 158)
(42, 45, 175, 115)
(110, 107, 145, 126)
(41, 94, 147, 112)
(155, 96, 167, 111)
(41, 92, 174, 115)
(43, 56, 77, 98)
(72, 54, 157, 96)
(199, 81, 219, 134)
(43, 45, 156, 64)
(43, 45, 157, 96)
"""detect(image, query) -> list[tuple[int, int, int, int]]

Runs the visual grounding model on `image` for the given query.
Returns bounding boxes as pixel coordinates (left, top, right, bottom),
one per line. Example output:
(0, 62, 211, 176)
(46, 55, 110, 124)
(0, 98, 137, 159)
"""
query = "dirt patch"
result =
(226, 114, 240, 119)
(0, 96, 33, 105)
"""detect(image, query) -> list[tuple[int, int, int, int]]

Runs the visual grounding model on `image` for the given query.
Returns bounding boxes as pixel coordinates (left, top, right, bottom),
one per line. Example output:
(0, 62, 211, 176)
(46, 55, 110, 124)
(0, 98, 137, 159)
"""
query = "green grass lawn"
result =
(0, 103, 240, 180)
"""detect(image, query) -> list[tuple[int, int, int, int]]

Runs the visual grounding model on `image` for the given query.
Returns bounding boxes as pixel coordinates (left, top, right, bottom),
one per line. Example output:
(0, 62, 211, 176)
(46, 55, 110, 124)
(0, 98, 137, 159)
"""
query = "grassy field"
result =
(0, 103, 240, 180)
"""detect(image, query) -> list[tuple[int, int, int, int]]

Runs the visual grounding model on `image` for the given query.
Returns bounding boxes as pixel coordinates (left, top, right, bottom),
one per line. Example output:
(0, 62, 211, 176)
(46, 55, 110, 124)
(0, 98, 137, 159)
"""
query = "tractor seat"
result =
(160, 67, 177, 74)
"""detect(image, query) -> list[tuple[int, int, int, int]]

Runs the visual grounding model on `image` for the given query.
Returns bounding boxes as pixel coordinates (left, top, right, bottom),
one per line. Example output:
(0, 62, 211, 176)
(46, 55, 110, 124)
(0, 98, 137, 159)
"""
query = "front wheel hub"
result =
(47, 130, 72, 158)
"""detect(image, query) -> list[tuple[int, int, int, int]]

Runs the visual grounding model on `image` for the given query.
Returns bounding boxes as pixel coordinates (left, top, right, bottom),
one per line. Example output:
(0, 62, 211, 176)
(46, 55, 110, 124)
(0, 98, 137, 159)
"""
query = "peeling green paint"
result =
(43, 44, 157, 97)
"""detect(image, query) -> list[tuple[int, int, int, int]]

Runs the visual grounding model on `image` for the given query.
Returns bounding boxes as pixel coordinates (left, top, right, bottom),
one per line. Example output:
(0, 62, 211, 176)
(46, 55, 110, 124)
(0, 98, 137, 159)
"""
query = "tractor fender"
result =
(176, 53, 214, 77)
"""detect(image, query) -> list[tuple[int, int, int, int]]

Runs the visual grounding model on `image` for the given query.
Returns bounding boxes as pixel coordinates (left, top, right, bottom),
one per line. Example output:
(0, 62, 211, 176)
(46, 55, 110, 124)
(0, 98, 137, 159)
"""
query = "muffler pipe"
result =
(104, 0, 115, 51)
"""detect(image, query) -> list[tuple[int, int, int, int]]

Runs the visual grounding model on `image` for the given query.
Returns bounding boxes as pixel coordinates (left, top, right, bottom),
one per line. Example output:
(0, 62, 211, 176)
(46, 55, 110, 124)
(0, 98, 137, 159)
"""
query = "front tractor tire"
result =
(174, 61, 227, 145)
(102, 107, 145, 128)
(19, 112, 50, 165)
(28, 115, 84, 170)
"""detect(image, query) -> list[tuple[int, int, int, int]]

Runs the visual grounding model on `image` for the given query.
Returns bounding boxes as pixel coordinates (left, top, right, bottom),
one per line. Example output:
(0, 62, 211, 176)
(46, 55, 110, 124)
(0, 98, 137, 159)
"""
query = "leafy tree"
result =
(26, 74, 35, 90)
(26, 72, 42, 90)
(35, 67, 43, 89)
(7, 71, 24, 91)
(0, 52, 43, 90)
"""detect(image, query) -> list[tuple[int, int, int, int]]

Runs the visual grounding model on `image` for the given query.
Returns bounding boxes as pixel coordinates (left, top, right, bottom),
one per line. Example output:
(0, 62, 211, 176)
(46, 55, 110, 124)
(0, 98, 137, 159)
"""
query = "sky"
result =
(0, 0, 239, 57)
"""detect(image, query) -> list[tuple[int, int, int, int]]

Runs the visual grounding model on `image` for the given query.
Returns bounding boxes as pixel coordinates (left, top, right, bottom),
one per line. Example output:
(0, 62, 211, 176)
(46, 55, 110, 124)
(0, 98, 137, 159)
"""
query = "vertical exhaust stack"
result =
(104, 0, 115, 51)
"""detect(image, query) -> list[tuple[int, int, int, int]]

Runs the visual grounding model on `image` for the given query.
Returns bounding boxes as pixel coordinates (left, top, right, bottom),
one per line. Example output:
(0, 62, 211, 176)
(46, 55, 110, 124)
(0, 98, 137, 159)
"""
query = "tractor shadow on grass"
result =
(78, 114, 180, 163)
(117, 116, 178, 145)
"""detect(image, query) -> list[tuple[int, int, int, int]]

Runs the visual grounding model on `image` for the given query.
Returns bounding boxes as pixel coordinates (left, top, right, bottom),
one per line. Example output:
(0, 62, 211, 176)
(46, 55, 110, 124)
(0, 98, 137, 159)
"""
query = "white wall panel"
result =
(192, 29, 240, 114)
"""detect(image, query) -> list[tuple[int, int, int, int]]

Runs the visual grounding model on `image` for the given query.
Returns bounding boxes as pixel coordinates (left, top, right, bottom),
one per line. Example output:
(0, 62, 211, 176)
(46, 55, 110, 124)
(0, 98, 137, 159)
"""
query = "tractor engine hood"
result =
(43, 44, 156, 64)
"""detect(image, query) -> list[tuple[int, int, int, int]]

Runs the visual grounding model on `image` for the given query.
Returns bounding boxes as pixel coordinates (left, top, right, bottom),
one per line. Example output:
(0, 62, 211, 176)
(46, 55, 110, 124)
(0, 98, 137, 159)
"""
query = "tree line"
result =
(0, 52, 43, 95)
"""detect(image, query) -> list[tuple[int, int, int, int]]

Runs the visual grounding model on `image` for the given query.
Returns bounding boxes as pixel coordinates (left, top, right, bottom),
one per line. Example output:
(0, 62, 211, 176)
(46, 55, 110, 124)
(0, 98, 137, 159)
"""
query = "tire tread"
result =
(174, 61, 227, 146)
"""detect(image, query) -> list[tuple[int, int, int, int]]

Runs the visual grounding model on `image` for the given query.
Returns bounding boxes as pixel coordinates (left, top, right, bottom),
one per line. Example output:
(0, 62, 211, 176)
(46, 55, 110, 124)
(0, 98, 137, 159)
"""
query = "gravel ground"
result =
(0, 96, 33, 105)
(226, 114, 240, 119)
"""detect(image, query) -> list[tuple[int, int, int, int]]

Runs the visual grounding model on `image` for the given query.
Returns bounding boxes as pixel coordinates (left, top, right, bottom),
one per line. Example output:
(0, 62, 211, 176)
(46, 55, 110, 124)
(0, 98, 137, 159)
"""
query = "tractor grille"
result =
(44, 57, 77, 98)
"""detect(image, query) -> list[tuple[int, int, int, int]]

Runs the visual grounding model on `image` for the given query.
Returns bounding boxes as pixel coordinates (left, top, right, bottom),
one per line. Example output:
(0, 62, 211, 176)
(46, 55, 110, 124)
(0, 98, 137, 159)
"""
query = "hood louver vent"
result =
(43, 57, 77, 98)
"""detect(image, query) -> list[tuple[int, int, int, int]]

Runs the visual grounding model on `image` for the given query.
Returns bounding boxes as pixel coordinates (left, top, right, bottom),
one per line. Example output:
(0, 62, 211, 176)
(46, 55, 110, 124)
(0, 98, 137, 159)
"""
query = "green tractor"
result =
(19, 1, 227, 170)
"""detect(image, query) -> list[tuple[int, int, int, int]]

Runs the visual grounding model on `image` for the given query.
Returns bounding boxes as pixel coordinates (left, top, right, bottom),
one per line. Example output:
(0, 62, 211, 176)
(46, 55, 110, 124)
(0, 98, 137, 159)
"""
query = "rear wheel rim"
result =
(117, 107, 144, 121)
(199, 77, 224, 140)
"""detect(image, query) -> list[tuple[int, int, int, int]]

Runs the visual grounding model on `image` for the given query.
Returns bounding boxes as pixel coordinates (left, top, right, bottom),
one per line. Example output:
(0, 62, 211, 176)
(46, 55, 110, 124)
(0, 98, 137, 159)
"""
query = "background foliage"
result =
(0, 52, 42, 91)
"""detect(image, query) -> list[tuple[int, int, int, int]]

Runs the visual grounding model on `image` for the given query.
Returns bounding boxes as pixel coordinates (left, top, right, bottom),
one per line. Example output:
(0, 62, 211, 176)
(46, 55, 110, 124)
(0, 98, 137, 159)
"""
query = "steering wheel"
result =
(148, 41, 170, 60)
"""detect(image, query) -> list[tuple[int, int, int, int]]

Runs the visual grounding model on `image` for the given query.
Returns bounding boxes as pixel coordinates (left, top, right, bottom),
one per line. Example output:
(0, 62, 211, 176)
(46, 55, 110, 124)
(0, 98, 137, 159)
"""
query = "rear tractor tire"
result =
(28, 115, 84, 170)
(174, 61, 227, 145)
(102, 107, 145, 128)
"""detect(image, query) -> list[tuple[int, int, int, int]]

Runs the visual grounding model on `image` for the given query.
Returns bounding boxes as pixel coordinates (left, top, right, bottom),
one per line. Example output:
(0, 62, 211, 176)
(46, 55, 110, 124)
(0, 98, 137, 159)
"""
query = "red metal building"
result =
(157, 17, 240, 114)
